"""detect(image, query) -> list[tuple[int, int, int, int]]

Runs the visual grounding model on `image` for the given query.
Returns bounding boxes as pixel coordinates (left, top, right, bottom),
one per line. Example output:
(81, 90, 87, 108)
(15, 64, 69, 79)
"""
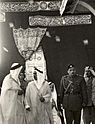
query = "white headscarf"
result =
(10, 63, 23, 83)
(0, 63, 23, 123)
(33, 66, 47, 89)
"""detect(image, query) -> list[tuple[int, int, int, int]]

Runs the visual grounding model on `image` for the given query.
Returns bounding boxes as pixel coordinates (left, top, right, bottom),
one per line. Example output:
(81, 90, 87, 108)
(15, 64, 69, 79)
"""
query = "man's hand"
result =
(89, 68, 95, 76)
(40, 96, 45, 102)
(26, 107, 31, 111)
(18, 89, 24, 95)
(26, 105, 31, 111)
(82, 103, 86, 107)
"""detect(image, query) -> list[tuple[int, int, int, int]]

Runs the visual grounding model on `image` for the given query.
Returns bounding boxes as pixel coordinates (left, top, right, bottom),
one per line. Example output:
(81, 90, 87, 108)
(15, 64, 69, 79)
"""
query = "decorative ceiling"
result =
(0, 0, 95, 13)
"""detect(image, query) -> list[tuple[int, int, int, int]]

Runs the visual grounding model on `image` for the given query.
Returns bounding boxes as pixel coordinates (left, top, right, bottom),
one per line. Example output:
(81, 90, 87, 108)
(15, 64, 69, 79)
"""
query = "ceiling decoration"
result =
(0, 0, 84, 13)
(0, 1, 94, 23)
(29, 15, 92, 26)
(0, 1, 61, 12)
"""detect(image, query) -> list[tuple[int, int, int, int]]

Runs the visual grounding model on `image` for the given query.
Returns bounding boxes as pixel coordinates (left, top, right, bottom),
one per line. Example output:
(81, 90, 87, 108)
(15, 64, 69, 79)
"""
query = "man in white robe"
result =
(25, 69, 54, 124)
(0, 63, 26, 124)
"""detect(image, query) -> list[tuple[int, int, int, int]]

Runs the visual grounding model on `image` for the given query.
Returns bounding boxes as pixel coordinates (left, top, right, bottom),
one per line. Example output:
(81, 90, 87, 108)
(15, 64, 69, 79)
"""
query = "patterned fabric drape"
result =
(13, 27, 47, 60)
(25, 46, 47, 81)
(13, 27, 47, 81)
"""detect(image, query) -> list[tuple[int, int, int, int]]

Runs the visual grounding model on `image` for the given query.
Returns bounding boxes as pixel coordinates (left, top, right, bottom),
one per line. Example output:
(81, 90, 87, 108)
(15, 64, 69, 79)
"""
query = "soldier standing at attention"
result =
(59, 64, 88, 124)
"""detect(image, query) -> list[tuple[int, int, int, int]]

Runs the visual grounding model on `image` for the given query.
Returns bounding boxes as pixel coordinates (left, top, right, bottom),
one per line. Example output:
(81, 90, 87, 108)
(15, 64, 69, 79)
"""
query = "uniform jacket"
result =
(59, 74, 88, 111)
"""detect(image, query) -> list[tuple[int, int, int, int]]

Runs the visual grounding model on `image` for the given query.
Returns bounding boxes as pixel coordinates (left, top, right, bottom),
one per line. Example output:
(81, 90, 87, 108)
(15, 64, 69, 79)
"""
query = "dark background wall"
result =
(0, 12, 95, 93)
(42, 23, 95, 92)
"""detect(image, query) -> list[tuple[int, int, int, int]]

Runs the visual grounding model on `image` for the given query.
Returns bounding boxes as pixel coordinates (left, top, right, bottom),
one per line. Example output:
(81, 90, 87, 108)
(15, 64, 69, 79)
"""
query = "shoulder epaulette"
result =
(63, 75, 68, 79)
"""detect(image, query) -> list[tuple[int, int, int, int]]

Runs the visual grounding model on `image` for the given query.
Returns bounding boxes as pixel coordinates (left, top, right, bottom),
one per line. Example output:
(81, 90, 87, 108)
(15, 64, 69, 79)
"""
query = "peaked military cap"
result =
(67, 64, 75, 70)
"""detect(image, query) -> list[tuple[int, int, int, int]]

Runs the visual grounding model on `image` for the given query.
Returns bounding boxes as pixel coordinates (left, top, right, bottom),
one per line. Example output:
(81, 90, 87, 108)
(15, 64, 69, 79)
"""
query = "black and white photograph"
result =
(0, 0, 95, 124)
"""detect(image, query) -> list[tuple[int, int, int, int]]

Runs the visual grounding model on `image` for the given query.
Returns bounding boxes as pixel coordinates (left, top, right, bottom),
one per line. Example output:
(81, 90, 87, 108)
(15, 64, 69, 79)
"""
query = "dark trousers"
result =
(64, 109, 81, 124)
(83, 106, 95, 124)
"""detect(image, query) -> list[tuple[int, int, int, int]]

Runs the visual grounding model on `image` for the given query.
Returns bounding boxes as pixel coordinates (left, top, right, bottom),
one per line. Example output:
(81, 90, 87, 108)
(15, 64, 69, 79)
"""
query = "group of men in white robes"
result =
(0, 63, 61, 124)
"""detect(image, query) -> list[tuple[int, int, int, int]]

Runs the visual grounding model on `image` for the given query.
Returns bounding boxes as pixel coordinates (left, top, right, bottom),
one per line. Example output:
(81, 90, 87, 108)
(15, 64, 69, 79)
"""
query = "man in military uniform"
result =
(59, 64, 87, 124)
